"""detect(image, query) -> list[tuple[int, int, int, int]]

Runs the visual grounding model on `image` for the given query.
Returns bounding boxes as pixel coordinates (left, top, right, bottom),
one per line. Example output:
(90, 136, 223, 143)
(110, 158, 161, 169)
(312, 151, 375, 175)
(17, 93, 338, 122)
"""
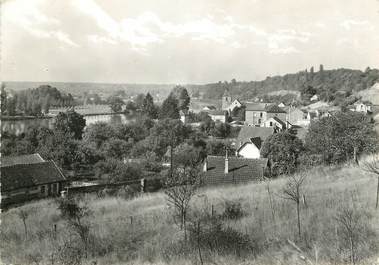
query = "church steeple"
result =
(222, 88, 232, 110)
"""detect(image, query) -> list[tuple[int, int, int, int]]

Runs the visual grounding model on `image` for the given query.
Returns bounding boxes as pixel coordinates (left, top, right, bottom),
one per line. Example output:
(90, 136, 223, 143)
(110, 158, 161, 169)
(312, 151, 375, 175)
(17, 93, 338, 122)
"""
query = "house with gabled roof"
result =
(1, 153, 67, 208)
(235, 126, 274, 158)
(263, 117, 287, 131)
(202, 152, 268, 185)
(244, 103, 287, 126)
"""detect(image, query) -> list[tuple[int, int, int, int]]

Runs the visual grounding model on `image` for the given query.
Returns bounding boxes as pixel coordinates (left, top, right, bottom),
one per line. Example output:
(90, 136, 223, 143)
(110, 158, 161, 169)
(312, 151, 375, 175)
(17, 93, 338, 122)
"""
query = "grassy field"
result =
(1, 161, 379, 265)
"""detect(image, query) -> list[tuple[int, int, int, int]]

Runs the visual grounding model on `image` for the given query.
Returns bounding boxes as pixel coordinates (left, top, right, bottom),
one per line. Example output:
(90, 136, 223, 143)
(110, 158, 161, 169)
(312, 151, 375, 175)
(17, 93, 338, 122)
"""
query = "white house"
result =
(236, 138, 262, 159)
(263, 117, 287, 131)
(310, 94, 319, 101)
(208, 110, 227, 123)
(226, 99, 243, 112)
(353, 102, 372, 114)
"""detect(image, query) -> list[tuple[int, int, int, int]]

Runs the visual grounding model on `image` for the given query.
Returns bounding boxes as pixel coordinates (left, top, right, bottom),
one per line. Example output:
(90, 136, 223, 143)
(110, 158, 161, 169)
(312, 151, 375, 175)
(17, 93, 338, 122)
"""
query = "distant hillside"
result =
(190, 67, 379, 102)
(3, 81, 176, 100)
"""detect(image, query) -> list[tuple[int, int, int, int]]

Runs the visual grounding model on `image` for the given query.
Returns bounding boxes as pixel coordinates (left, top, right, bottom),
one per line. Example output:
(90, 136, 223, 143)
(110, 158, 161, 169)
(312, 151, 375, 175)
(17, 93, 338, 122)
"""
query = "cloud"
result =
(340, 19, 374, 30)
(3, 0, 79, 47)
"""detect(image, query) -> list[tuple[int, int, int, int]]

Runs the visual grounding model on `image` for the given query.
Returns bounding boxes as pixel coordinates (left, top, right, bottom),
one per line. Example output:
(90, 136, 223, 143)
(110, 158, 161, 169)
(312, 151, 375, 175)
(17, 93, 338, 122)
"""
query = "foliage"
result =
(305, 111, 378, 164)
(222, 201, 245, 220)
(173, 143, 206, 168)
(108, 96, 125, 112)
(1, 85, 74, 116)
(83, 122, 116, 149)
(94, 158, 143, 183)
(210, 121, 231, 138)
(54, 111, 86, 140)
(261, 131, 304, 176)
(194, 68, 379, 104)
(159, 93, 180, 119)
(172, 85, 191, 111)
(141, 93, 158, 119)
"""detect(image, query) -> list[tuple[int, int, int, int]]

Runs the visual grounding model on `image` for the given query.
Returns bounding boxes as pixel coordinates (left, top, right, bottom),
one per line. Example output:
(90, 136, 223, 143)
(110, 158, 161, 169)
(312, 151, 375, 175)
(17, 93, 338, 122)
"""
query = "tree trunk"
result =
(353, 146, 358, 165)
(376, 176, 379, 209)
(22, 219, 28, 240)
(296, 201, 301, 239)
(197, 221, 204, 265)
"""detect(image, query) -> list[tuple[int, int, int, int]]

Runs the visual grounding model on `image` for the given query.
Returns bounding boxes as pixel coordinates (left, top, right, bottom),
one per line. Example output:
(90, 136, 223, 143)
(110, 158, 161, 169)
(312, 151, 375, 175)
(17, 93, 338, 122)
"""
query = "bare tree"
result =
(361, 154, 379, 209)
(281, 173, 306, 238)
(165, 166, 200, 241)
(335, 207, 364, 265)
(17, 209, 29, 240)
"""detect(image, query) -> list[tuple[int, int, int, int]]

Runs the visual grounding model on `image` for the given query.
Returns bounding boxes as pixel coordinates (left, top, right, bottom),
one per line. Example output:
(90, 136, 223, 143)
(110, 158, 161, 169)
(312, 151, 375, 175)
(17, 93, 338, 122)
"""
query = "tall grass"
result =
(1, 162, 378, 265)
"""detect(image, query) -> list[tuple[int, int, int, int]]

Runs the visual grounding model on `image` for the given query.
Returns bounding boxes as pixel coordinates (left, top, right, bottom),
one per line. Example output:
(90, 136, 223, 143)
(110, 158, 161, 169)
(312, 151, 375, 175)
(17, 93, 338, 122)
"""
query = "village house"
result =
(1, 154, 67, 208)
(352, 101, 372, 114)
(235, 126, 274, 158)
(262, 117, 288, 131)
(310, 94, 319, 101)
(244, 103, 287, 126)
(202, 105, 217, 111)
(221, 89, 232, 110)
(201, 152, 268, 185)
(285, 106, 308, 125)
(208, 110, 227, 123)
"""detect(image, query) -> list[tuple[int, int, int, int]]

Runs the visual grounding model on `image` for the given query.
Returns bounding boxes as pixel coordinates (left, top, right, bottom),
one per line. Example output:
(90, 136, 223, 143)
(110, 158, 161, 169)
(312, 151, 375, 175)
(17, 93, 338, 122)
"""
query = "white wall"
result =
(238, 143, 260, 159)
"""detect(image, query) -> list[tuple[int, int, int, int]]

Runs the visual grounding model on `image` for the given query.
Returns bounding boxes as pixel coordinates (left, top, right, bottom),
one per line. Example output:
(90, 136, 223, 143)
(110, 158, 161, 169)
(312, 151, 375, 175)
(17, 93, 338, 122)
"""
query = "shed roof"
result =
(237, 126, 274, 144)
(264, 104, 287, 113)
(1, 161, 66, 192)
(1, 153, 45, 167)
(203, 156, 268, 184)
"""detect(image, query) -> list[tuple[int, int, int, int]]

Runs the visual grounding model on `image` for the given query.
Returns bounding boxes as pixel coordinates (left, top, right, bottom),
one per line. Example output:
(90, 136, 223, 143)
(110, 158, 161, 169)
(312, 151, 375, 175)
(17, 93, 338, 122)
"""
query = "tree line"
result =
(191, 66, 379, 106)
(1, 84, 75, 116)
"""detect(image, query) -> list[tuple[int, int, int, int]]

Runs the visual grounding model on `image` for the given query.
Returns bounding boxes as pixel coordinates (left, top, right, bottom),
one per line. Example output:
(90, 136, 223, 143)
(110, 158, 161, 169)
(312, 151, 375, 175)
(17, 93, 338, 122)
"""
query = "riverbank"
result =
(0, 115, 53, 121)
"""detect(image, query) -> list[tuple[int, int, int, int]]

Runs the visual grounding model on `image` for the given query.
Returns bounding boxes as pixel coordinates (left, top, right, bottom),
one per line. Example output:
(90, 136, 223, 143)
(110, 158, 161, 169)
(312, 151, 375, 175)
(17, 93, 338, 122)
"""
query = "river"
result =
(1, 114, 133, 135)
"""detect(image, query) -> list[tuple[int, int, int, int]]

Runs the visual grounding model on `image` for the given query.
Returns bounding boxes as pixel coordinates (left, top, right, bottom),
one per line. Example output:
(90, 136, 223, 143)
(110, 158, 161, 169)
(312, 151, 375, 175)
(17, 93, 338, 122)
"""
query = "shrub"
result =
(222, 201, 245, 220)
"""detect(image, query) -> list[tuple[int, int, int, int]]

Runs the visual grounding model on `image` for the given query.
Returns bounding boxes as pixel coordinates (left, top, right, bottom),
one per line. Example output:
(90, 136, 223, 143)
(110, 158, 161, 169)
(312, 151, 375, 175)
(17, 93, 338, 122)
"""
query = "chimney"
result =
(203, 157, 208, 172)
(225, 149, 229, 174)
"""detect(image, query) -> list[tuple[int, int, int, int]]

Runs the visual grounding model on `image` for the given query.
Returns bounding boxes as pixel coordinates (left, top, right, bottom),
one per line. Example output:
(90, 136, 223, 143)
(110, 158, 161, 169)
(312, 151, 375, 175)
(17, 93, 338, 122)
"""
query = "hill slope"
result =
(190, 67, 379, 102)
(1, 161, 378, 265)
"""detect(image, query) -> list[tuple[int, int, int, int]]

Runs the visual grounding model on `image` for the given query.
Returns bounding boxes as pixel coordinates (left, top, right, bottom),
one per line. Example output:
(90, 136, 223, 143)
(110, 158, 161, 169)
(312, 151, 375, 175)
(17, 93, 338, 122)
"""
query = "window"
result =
(41, 185, 45, 194)
(52, 183, 57, 193)
(258, 119, 261, 124)
(270, 122, 273, 126)
(260, 112, 263, 117)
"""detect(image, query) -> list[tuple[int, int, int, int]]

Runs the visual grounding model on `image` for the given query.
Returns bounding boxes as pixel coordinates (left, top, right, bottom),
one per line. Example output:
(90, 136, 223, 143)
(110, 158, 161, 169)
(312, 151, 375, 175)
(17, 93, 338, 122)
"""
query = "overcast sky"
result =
(2, 0, 379, 84)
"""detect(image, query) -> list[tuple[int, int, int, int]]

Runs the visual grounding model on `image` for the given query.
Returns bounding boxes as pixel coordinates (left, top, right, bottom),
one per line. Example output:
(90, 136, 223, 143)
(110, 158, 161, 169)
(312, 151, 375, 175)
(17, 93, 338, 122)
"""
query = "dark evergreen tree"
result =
(142, 92, 157, 119)
(159, 93, 180, 119)
(54, 111, 86, 140)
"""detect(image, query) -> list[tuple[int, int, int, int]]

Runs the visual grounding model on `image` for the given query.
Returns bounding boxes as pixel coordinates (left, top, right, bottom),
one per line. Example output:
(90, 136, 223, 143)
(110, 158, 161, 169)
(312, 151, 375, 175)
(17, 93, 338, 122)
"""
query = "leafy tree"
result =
(210, 122, 231, 138)
(124, 100, 137, 114)
(95, 158, 142, 183)
(159, 93, 180, 119)
(146, 118, 191, 157)
(108, 96, 124, 112)
(1, 84, 7, 114)
(261, 131, 304, 176)
(199, 116, 215, 135)
(54, 111, 86, 140)
(141, 92, 157, 119)
(101, 138, 129, 159)
(305, 111, 378, 164)
(134, 93, 145, 109)
(178, 87, 191, 111)
(83, 122, 116, 149)
(173, 143, 205, 168)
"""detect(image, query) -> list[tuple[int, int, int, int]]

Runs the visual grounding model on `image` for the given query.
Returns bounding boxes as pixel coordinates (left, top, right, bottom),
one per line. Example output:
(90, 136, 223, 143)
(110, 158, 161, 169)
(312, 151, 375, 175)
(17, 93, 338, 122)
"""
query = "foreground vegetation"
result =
(1, 161, 378, 265)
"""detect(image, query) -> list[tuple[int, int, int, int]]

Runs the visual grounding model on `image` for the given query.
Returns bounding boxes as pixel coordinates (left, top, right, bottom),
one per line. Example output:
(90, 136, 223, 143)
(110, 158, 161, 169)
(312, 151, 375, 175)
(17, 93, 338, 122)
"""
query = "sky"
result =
(1, 0, 379, 84)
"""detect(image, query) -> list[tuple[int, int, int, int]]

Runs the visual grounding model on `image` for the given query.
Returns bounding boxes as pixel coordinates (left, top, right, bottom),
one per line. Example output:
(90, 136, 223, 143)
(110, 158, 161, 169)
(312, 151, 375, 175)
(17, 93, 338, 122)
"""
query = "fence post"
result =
(140, 178, 146, 193)
(130, 216, 133, 225)
(211, 204, 214, 217)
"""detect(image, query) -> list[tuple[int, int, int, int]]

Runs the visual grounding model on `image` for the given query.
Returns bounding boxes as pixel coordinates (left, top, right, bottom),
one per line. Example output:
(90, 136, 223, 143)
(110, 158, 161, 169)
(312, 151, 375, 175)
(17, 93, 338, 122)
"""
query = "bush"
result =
(222, 201, 245, 220)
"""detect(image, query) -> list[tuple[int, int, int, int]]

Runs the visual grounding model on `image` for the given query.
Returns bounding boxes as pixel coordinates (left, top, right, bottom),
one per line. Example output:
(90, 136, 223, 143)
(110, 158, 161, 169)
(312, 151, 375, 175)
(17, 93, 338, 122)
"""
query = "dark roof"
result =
(1, 161, 66, 191)
(1, 153, 45, 167)
(203, 156, 268, 185)
(250, 137, 263, 149)
(264, 104, 287, 113)
(204, 105, 217, 110)
(237, 126, 274, 144)
(270, 117, 286, 127)
(208, 110, 226, 116)
(245, 103, 269, 111)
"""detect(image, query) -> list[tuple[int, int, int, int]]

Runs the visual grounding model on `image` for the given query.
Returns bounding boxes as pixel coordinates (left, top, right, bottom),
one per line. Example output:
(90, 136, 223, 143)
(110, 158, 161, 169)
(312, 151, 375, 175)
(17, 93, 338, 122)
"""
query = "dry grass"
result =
(1, 162, 379, 265)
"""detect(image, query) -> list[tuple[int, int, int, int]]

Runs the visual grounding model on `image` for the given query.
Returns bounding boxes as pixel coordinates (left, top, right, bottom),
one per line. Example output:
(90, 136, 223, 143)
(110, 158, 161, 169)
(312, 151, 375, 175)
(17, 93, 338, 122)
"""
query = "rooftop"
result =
(1, 153, 45, 167)
(203, 156, 268, 185)
(237, 126, 274, 144)
(2, 161, 66, 191)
